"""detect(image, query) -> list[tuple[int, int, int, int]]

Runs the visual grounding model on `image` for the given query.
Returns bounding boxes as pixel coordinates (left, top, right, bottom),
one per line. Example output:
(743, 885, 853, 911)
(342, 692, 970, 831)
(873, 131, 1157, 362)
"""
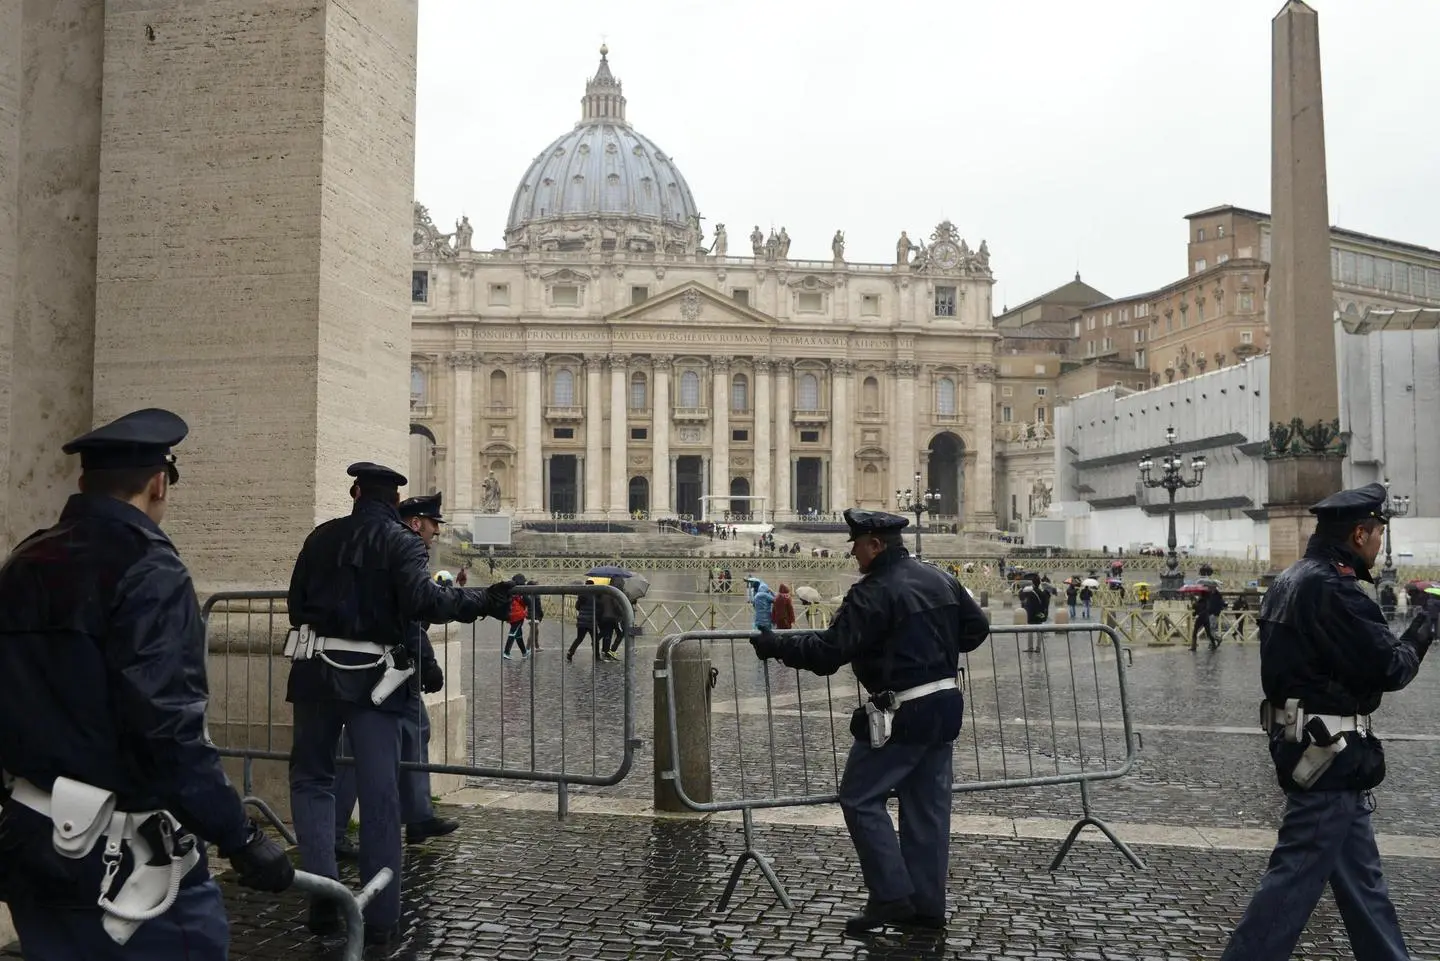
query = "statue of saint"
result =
(765, 229, 778, 261)
(896, 230, 915, 265)
(831, 230, 845, 262)
(481, 472, 502, 513)
(976, 239, 990, 269)
(712, 223, 728, 256)
(454, 215, 473, 251)
(777, 227, 791, 260)
(750, 225, 764, 255)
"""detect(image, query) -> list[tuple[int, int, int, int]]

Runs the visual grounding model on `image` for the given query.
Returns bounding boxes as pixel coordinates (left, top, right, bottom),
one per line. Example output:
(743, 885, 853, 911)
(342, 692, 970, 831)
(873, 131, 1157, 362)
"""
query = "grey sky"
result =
(416, 0, 1440, 309)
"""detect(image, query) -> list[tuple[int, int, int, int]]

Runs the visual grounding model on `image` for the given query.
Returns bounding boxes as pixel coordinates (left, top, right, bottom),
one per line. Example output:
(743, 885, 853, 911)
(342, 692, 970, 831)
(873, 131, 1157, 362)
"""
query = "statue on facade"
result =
(910, 241, 929, 271)
(481, 472, 502, 513)
(712, 223, 728, 256)
(1030, 479, 1052, 516)
(454, 215, 473, 251)
(750, 225, 764, 255)
(765, 229, 779, 261)
(896, 230, 916, 265)
(777, 227, 791, 260)
(976, 239, 990, 270)
(832, 230, 845, 262)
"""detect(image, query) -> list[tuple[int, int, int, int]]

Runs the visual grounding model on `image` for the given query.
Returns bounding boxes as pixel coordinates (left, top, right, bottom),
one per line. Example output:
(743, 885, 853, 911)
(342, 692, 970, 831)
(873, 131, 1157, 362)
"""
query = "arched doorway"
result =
(409, 424, 437, 493)
(628, 476, 649, 516)
(927, 432, 964, 521)
(729, 477, 751, 520)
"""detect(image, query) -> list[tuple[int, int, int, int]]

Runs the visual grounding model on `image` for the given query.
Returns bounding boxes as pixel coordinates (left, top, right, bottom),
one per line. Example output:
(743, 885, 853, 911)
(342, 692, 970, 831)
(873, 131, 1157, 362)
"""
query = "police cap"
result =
(347, 461, 407, 488)
(1309, 482, 1388, 526)
(398, 491, 443, 522)
(62, 408, 187, 481)
(843, 507, 909, 541)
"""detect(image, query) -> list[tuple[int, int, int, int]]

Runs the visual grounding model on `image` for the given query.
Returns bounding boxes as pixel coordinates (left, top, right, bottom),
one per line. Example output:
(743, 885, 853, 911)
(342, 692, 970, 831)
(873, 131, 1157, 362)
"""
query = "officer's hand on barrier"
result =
(750, 627, 782, 660)
(422, 659, 445, 693)
(230, 823, 295, 893)
(477, 582, 512, 621)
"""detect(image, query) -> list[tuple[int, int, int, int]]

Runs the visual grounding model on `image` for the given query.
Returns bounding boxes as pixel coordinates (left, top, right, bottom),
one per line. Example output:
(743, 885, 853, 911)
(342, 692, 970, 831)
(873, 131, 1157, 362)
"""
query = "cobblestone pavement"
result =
(217, 809, 1440, 960)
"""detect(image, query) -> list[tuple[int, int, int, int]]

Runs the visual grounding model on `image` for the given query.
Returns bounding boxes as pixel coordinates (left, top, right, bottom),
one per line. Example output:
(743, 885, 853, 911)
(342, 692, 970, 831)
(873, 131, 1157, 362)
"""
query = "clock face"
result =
(932, 241, 959, 269)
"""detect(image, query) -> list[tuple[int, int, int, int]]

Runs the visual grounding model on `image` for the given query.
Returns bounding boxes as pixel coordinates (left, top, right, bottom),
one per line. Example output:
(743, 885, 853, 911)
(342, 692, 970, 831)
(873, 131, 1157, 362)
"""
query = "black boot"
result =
(844, 897, 916, 936)
(406, 816, 460, 844)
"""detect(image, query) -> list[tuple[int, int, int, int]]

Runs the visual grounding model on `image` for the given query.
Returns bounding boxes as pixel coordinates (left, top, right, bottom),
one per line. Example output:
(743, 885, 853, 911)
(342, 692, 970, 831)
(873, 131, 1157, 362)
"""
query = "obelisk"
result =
(1264, 0, 1344, 571)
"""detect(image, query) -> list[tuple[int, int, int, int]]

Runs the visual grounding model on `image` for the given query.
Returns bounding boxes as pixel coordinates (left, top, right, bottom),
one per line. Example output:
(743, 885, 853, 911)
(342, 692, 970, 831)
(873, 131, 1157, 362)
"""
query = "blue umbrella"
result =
(587, 564, 634, 578)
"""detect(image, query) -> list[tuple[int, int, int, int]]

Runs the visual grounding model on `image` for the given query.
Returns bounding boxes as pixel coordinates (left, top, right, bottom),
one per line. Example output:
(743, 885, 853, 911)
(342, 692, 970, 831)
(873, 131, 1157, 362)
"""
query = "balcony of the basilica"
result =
(544, 405, 585, 422)
(486, 404, 516, 418)
(932, 411, 961, 426)
(409, 399, 434, 419)
(671, 406, 710, 423)
(857, 409, 886, 424)
(792, 408, 830, 426)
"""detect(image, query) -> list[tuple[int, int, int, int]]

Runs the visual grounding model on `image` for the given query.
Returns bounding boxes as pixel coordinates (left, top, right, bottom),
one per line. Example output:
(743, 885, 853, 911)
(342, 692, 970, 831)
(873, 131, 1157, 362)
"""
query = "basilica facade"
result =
(410, 48, 999, 531)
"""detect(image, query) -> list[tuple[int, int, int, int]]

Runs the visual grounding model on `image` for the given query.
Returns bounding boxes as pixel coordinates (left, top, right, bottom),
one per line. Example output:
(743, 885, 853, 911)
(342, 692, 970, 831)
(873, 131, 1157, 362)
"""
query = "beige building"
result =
(409, 49, 999, 530)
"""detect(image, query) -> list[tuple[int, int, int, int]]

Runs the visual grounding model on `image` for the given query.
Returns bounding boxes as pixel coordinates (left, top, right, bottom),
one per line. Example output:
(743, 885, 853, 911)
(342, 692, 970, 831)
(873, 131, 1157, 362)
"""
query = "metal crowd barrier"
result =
(202, 582, 639, 820)
(1103, 607, 1259, 647)
(656, 623, 1143, 910)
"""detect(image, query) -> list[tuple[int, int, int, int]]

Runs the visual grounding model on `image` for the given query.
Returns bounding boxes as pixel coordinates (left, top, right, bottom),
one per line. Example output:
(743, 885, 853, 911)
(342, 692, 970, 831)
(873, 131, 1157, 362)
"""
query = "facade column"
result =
(448, 348, 475, 527)
(521, 353, 545, 514)
(711, 356, 731, 515)
(830, 360, 853, 510)
(608, 354, 629, 517)
(775, 361, 793, 518)
(894, 360, 917, 508)
(972, 364, 998, 528)
(754, 359, 773, 522)
(583, 354, 604, 518)
(652, 356, 672, 516)
(700, 454, 710, 518)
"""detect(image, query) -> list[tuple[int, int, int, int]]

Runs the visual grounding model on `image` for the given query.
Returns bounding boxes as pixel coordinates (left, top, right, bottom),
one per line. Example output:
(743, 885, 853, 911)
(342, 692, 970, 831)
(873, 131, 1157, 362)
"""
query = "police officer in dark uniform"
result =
(750, 508, 989, 936)
(287, 463, 508, 945)
(1221, 483, 1435, 961)
(333, 491, 457, 859)
(0, 409, 293, 959)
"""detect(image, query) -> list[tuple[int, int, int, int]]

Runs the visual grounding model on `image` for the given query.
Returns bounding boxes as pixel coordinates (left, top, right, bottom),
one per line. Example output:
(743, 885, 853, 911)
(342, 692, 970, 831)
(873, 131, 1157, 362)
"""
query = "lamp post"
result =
(896, 471, 942, 559)
(1138, 426, 1205, 600)
(1379, 477, 1410, 584)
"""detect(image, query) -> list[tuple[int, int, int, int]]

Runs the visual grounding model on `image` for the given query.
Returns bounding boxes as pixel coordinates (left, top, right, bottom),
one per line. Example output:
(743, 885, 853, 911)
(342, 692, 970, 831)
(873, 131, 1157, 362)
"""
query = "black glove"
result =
(229, 822, 294, 893)
(478, 582, 513, 621)
(750, 627, 783, 660)
(421, 659, 444, 693)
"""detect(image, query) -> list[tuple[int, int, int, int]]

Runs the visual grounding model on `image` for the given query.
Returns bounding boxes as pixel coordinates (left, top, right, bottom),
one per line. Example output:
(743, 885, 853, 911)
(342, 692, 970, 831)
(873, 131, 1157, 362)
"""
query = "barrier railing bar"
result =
(989, 640, 1011, 781)
(795, 669, 811, 797)
(1039, 635, 1061, 778)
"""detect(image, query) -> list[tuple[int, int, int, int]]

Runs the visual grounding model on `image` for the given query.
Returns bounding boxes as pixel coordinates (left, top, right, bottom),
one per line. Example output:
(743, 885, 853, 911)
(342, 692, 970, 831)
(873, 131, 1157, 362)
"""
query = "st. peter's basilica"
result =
(410, 46, 1001, 531)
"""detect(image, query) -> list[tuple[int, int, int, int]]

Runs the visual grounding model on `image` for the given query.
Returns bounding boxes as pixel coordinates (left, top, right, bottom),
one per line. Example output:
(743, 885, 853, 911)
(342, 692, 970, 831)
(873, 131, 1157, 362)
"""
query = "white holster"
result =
(865, 678, 959, 748)
(7, 775, 200, 945)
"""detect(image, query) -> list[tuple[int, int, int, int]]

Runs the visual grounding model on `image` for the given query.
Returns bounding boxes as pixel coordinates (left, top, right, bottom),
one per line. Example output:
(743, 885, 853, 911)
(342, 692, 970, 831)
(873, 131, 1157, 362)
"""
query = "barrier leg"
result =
(1049, 780, 1145, 871)
(716, 807, 794, 912)
(291, 869, 393, 961)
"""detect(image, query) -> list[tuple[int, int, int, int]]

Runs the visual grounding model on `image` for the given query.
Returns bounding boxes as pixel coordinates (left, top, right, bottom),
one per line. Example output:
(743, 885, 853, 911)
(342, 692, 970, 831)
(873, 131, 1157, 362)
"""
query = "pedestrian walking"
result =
(0, 409, 293, 959)
(751, 509, 989, 935)
(773, 584, 797, 630)
(746, 577, 776, 630)
(1220, 483, 1435, 961)
(1079, 582, 1094, 620)
(567, 579, 602, 662)
(1019, 573, 1050, 653)
(457, 565, 468, 587)
(287, 462, 507, 944)
(1065, 580, 1078, 619)
(1190, 586, 1222, 651)
(504, 573, 530, 658)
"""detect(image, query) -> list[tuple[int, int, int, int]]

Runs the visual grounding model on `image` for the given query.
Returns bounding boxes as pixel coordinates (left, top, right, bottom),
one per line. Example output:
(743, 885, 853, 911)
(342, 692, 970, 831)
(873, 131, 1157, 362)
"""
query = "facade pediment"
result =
(785, 273, 837, 291)
(605, 281, 777, 327)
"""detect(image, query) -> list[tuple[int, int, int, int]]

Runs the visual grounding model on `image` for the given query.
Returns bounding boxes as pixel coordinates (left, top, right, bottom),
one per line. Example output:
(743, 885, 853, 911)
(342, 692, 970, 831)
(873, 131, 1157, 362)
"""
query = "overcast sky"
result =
(416, 0, 1440, 310)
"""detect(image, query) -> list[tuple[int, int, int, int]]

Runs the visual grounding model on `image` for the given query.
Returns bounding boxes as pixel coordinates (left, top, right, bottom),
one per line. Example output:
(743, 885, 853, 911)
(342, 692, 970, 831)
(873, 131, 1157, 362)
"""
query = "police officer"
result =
(750, 508, 989, 935)
(0, 409, 293, 959)
(334, 492, 457, 859)
(1221, 483, 1435, 961)
(287, 463, 508, 945)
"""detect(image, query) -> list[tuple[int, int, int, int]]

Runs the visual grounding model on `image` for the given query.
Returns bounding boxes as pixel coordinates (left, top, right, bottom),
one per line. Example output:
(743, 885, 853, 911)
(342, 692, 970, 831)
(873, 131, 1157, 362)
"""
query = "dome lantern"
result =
(581, 45, 627, 125)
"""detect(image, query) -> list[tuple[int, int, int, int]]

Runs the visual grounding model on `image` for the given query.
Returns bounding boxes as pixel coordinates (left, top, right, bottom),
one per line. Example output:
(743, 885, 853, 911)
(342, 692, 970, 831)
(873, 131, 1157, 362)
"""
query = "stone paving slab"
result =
(214, 806, 1440, 961)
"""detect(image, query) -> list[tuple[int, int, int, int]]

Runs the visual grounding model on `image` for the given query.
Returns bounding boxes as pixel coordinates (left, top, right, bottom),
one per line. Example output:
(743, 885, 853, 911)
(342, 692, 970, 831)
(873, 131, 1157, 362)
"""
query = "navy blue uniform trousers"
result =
(290, 700, 402, 928)
(333, 701, 433, 839)
(1220, 789, 1408, 961)
(837, 738, 953, 917)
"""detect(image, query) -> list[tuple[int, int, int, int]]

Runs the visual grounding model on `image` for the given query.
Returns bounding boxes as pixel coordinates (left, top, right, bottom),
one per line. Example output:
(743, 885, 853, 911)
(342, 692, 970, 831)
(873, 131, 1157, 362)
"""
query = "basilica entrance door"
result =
(796, 458, 823, 515)
(548, 455, 578, 514)
(676, 455, 703, 519)
(927, 432, 964, 521)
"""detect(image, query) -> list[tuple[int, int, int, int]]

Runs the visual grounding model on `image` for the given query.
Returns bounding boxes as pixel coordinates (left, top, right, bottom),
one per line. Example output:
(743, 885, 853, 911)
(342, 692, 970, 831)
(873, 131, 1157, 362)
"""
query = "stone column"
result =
(774, 361, 793, 518)
(711, 356, 731, 515)
(520, 353, 544, 513)
(893, 361, 917, 507)
(652, 355, 672, 515)
(583, 354, 604, 518)
(89, 1, 419, 591)
(754, 359, 773, 521)
(830, 360, 853, 510)
(608, 353, 628, 517)
(448, 349, 475, 527)
(971, 364, 998, 528)
(1265, 0, 1343, 571)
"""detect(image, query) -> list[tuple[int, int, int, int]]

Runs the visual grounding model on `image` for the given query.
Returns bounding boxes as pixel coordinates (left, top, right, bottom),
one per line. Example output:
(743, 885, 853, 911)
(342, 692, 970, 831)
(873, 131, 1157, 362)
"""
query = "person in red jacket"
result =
(773, 583, 797, 630)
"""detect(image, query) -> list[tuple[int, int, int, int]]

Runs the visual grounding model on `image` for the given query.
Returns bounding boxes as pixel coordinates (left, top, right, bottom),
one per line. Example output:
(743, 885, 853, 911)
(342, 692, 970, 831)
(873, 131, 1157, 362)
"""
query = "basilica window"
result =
(411, 271, 429, 304)
(797, 372, 820, 411)
(410, 366, 426, 405)
(679, 370, 701, 407)
(797, 292, 823, 313)
(489, 283, 510, 306)
(732, 288, 750, 307)
(936, 377, 957, 416)
(934, 286, 957, 317)
(552, 284, 580, 307)
(630, 372, 648, 410)
(861, 376, 880, 412)
(553, 368, 576, 406)
(631, 286, 649, 305)
(1001, 406, 1013, 423)
(861, 294, 881, 317)
(731, 373, 749, 412)
(490, 369, 508, 406)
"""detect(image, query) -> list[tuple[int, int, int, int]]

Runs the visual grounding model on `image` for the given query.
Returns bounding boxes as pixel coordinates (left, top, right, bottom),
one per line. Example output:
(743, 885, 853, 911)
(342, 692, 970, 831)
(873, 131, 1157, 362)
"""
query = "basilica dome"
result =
(504, 47, 701, 254)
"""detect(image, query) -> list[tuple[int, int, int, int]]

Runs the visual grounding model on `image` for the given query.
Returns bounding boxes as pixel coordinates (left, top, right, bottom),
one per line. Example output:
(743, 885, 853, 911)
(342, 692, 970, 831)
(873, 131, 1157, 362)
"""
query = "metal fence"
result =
(202, 582, 639, 819)
(1104, 607, 1260, 647)
(656, 623, 1142, 910)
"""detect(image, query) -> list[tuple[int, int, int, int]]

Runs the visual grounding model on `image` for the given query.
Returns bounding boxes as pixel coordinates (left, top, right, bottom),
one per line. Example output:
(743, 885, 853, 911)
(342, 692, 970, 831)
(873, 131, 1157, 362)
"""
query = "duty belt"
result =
(891, 678, 958, 705)
(1259, 698, 1372, 790)
(284, 626, 415, 705)
(864, 678, 959, 749)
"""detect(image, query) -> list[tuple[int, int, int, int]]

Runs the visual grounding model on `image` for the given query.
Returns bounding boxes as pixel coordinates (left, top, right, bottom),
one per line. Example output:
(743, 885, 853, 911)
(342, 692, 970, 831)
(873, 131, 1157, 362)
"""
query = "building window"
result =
(797, 291, 823, 312)
(1197, 228, 1205, 241)
(1034, 364, 1046, 375)
(1137, 381, 1148, 391)
(490, 369, 508, 406)
(934, 286, 957, 317)
(1104, 312, 1113, 327)
(411, 270, 429, 303)
(1086, 315, 1097, 331)
(630, 372, 648, 409)
(1241, 330, 1253, 344)
(797, 372, 820, 410)
(1036, 406, 1047, 422)
(679, 370, 701, 407)
(1217, 253, 1230, 264)
(861, 376, 880, 411)
(1196, 301, 1204, 321)
(731, 373, 749, 412)
(799, 430, 820, 443)
(1135, 349, 1146, 368)
(1217, 224, 1225, 238)
(1001, 386, 1013, 397)
(552, 284, 580, 307)
(1239, 292, 1254, 311)
(861, 293, 881, 317)
(1001, 406, 1013, 423)
(732, 288, 750, 306)
(1072, 321, 1080, 337)
(410, 366, 426, 404)
(631, 286, 649, 305)
(1036, 386, 1048, 396)
(553, 427, 575, 440)
(1102, 337, 1112, 351)
(1358, 255, 1375, 287)
(731, 429, 749, 442)
(488, 283, 510, 306)
(630, 427, 648, 441)
(552, 368, 575, 405)
(936, 377, 957, 415)
(1377, 258, 1393, 290)
(1194, 259, 1207, 273)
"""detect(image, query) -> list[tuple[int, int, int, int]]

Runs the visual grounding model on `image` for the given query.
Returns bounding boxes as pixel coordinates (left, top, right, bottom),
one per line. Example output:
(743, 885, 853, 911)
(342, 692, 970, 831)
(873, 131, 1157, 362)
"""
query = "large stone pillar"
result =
(90, 1, 419, 592)
(0, 0, 105, 553)
(775, 361, 792, 518)
(971, 364, 998, 528)
(652, 355, 671, 515)
(448, 349, 474, 528)
(754, 359, 773, 521)
(830, 360, 853, 510)
(1264, 0, 1343, 571)
(583, 354, 604, 517)
(608, 353, 628, 517)
(521, 353, 544, 513)
(893, 361, 917, 509)
(711, 356, 730, 515)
